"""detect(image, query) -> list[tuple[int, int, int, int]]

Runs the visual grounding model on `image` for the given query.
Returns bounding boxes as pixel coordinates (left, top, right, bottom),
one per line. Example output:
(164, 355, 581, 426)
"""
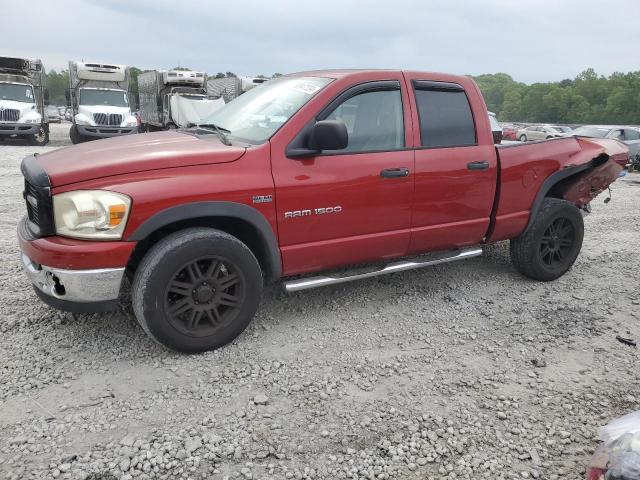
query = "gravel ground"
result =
(1, 123, 639, 480)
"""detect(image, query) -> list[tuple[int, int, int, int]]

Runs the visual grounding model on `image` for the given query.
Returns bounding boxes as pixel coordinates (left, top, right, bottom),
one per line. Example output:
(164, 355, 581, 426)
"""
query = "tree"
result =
(44, 70, 69, 106)
(472, 69, 640, 124)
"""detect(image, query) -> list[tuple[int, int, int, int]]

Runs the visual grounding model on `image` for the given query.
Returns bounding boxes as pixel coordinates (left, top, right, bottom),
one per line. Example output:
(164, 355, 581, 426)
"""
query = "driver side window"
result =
(324, 89, 404, 154)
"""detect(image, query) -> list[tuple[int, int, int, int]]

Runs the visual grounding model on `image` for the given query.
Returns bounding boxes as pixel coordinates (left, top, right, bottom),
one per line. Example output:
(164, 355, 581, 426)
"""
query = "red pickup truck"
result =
(18, 70, 627, 352)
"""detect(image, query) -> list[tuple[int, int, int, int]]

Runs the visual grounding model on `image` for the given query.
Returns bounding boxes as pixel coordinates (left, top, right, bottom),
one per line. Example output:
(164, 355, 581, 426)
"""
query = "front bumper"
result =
(77, 124, 136, 138)
(0, 123, 40, 135)
(21, 252, 124, 313)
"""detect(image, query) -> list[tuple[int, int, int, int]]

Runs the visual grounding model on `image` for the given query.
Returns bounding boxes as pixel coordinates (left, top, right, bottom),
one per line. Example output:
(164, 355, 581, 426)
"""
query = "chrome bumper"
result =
(21, 253, 124, 304)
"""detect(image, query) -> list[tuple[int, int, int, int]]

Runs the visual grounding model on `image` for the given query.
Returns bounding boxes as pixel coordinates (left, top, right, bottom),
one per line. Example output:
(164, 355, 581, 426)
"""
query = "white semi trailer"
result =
(68, 61, 138, 144)
(137, 70, 224, 130)
(0, 56, 49, 145)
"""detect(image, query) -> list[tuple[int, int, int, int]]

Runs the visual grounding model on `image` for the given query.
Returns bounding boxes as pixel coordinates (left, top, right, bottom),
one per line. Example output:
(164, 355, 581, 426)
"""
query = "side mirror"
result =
(43, 89, 50, 105)
(65, 89, 71, 107)
(492, 130, 503, 145)
(310, 120, 348, 151)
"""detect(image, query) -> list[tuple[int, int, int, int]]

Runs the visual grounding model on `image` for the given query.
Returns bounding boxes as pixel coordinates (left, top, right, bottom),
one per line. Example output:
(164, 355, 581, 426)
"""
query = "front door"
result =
(271, 79, 414, 275)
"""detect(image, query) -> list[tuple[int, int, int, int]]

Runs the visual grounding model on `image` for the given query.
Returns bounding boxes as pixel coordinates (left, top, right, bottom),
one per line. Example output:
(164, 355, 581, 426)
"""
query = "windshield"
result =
(199, 76, 332, 144)
(80, 89, 129, 107)
(0, 83, 35, 103)
(571, 126, 609, 138)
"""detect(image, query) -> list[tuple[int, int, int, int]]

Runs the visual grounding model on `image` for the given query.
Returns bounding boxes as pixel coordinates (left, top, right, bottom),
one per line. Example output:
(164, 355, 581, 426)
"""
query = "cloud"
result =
(3, 0, 639, 82)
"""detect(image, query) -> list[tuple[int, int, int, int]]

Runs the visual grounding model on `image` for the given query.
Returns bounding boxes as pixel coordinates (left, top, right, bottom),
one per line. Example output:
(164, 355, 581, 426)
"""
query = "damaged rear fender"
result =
(526, 140, 627, 230)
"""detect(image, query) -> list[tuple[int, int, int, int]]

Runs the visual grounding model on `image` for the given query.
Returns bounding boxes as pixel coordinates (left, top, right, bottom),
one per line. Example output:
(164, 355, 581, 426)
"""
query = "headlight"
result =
(25, 118, 41, 124)
(53, 190, 131, 240)
(123, 117, 137, 127)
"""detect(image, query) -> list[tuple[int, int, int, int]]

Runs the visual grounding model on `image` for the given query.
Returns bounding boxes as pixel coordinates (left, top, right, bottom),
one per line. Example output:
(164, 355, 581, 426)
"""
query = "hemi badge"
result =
(252, 195, 273, 204)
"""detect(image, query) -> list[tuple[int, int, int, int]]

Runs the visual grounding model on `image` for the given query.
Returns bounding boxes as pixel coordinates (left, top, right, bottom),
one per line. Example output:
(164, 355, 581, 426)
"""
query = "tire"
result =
(26, 125, 49, 146)
(519, 135, 527, 142)
(132, 228, 263, 352)
(510, 198, 584, 281)
(69, 125, 84, 144)
(546, 136, 553, 139)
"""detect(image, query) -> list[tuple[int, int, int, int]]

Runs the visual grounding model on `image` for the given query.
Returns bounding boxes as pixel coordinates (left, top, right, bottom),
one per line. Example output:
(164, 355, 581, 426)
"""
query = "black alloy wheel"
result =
(165, 256, 245, 337)
(539, 217, 575, 267)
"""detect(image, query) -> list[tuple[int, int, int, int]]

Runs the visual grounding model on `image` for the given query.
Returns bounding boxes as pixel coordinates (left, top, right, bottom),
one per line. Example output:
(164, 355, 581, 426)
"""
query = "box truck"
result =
(0, 56, 49, 145)
(68, 61, 137, 144)
(137, 70, 225, 130)
(206, 76, 268, 103)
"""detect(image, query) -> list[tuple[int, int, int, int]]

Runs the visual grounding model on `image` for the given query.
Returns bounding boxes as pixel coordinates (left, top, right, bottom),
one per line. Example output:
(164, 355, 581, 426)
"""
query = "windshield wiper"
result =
(186, 122, 232, 146)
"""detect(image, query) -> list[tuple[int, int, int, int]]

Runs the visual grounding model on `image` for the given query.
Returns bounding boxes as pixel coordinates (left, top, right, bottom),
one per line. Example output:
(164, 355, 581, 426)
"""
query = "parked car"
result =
(569, 126, 640, 163)
(517, 125, 564, 142)
(501, 123, 519, 141)
(45, 105, 61, 123)
(553, 125, 573, 134)
(18, 69, 627, 353)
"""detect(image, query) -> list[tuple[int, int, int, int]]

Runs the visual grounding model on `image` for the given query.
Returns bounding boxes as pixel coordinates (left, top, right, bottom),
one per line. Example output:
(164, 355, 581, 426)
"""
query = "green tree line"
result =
(473, 68, 640, 125)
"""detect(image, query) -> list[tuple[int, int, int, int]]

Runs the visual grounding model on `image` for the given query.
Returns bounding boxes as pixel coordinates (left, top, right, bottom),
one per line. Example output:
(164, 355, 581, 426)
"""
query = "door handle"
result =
(467, 160, 490, 170)
(380, 167, 409, 178)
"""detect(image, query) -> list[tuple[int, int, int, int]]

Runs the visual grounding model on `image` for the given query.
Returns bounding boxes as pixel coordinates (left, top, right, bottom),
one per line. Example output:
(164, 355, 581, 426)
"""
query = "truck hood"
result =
(79, 104, 131, 115)
(0, 99, 38, 120)
(33, 131, 247, 187)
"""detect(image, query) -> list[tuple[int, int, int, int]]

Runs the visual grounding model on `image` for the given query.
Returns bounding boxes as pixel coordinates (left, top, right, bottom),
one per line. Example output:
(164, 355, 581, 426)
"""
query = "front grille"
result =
(24, 181, 40, 225)
(0, 108, 19, 122)
(22, 179, 54, 237)
(93, 113, 122, 126)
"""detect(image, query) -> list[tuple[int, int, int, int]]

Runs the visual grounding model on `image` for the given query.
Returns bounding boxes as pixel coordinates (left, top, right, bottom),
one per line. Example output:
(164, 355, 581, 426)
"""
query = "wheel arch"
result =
(126, 201, 281, 282)
(525, 153, 609, 231)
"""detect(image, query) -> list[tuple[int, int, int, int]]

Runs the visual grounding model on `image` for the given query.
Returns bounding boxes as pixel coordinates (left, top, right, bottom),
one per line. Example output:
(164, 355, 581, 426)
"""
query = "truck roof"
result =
(286, 69, 472, 84)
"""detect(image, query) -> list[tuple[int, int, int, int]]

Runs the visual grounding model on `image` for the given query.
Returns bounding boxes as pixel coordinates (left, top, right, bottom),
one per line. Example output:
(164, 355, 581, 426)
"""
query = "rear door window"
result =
(413, 83, 476, 147)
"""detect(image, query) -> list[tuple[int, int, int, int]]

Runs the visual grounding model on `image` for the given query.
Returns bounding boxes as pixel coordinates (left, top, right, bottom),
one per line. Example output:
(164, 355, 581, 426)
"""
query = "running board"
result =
(283, 247, 483, 293)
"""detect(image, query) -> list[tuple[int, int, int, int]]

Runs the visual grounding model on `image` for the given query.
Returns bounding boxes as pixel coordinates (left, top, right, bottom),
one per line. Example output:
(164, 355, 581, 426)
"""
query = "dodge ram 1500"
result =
(17, 70, 627, 352)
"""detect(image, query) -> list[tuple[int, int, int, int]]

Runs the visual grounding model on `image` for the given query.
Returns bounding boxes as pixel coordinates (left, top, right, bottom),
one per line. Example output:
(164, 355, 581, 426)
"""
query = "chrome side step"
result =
(283, 247, 483, 293)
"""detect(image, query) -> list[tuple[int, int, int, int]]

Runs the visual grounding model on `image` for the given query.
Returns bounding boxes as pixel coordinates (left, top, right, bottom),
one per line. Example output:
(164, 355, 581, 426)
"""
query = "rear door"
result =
(271, 76, 415, 275)
(403, 74, 498, 254)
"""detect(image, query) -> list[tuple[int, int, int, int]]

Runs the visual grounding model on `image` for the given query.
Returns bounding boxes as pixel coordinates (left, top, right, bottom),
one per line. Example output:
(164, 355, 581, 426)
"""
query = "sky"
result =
(4, 0, 639, 84)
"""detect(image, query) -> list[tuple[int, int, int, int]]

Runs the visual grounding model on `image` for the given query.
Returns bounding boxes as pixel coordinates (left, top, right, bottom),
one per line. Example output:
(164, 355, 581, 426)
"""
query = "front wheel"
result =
(26, 125, 49, 146)
(69, 125, 84, 144)
(519, 135, 527, 142)
(510, 198, 584, 281)
(132, 228, 263, 352)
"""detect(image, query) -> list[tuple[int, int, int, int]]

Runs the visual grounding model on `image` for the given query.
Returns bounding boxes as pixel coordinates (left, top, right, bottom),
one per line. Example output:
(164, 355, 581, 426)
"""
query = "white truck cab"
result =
(68, 61, 137, 144)
(0, 57, 48, 145)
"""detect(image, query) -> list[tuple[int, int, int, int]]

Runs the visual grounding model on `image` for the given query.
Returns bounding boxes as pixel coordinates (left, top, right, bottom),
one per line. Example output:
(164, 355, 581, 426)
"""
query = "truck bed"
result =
(489, 136, 626, 242)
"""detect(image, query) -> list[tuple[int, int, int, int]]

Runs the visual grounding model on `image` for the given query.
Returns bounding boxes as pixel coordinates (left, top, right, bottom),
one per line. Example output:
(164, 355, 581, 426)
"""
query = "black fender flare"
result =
(127, 201, 281, 280)
(525, 155, 607, 231)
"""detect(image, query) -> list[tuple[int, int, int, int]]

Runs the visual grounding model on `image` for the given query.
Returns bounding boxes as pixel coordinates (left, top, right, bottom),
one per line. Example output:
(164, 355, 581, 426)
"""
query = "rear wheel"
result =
(510, 198, 584, 281)
(519, 134, 527, 142)
(132, 228, 263, 352)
